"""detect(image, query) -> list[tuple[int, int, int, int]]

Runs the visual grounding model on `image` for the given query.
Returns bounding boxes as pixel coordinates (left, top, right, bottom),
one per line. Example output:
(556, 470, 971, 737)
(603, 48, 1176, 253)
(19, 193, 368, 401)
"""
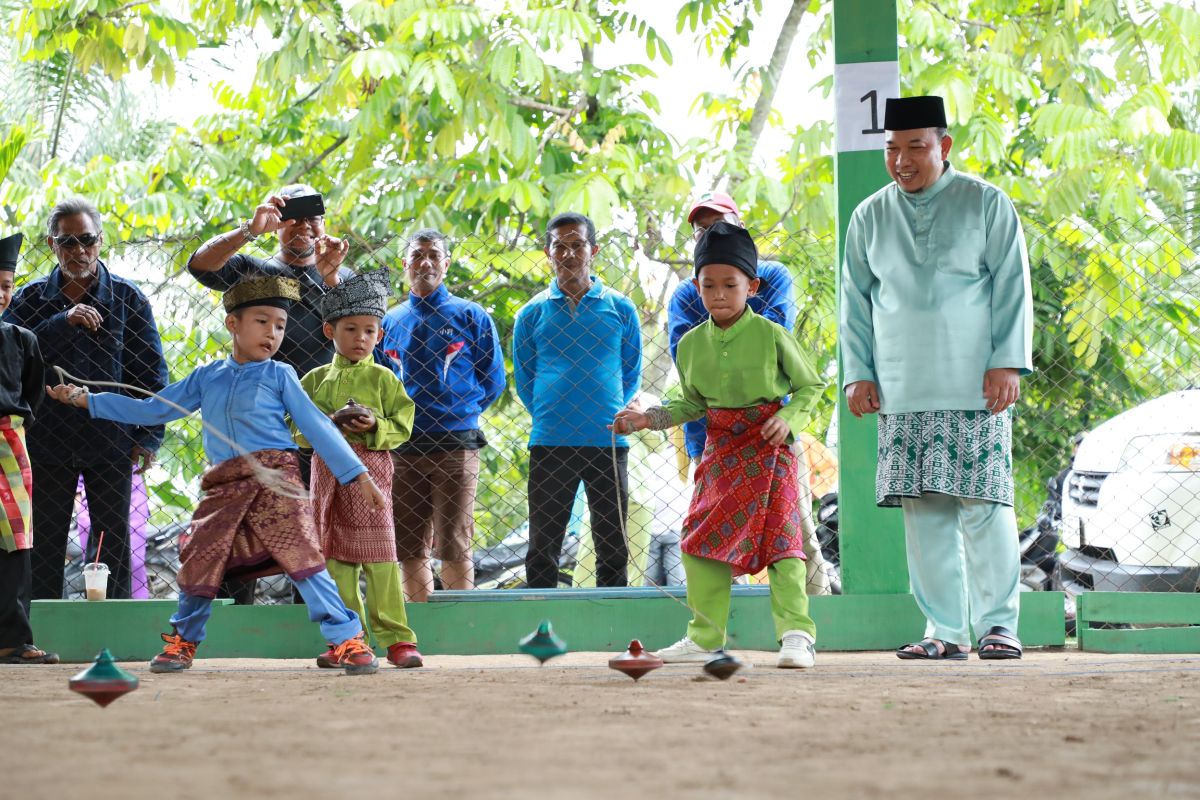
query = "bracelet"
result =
(68, 387, 88, 406)
(239, 219, 259, 242)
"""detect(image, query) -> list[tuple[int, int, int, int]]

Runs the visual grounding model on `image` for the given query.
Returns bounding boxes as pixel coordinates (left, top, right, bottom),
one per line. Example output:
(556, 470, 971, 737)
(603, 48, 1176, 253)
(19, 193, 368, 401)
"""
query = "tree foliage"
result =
(2, 0, 1199, 528)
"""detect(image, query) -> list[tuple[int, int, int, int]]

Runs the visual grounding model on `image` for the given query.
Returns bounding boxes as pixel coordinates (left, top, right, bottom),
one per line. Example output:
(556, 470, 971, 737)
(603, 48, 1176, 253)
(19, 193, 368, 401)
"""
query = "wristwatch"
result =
(239, 219, 259, 242)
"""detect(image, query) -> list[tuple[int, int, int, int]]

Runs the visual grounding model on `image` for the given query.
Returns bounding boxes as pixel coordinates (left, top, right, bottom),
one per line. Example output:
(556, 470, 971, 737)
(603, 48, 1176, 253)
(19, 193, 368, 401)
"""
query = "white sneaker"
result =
(654, 636, 716, 663)
(777, 630, 816, 669)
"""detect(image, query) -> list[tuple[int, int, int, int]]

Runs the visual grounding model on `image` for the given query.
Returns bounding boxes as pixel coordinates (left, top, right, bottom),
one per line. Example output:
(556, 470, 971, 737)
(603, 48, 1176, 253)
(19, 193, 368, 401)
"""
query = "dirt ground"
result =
(3, 648, 1199, 800)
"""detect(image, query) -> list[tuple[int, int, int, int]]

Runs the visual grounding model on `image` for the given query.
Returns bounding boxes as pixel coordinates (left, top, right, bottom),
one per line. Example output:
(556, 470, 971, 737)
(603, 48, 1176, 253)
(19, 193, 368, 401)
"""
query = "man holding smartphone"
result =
(187, 184, 352, 378)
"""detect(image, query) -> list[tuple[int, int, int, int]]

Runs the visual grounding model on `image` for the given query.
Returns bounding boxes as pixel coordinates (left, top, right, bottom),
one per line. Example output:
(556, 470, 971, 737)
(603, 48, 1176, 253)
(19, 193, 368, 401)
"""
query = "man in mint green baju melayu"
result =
(840, 95, 1033, 661)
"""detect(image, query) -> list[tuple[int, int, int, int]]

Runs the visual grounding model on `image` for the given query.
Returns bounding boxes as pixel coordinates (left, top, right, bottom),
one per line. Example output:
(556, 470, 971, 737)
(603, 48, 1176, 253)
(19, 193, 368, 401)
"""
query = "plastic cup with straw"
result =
(82, 530, 109, 601)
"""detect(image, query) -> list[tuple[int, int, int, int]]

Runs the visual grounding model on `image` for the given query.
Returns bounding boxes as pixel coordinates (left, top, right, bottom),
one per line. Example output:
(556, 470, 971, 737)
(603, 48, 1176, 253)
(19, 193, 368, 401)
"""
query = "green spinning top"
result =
(518, 620, 567, 664)
(69, 648, 139, 707)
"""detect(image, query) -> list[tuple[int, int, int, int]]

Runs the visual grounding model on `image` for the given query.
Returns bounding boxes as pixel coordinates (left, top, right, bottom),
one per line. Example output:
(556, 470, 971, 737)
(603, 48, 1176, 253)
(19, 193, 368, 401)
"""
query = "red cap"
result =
(686, 191, 739, 224)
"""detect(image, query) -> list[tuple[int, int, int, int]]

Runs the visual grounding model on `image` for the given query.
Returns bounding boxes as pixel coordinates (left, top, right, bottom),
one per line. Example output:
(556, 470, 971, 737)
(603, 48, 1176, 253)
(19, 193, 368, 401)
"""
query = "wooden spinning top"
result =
(608, 639, 663, 681)
(69, 649, 139, 707)
(702, 650, 743, 680)
(518, 620, 567, 664)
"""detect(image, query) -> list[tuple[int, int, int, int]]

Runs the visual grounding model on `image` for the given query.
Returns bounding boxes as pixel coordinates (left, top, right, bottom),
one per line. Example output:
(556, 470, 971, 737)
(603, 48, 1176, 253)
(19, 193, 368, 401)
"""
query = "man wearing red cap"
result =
(667, 191, 833, 595)
(840, 95, 1033, 661)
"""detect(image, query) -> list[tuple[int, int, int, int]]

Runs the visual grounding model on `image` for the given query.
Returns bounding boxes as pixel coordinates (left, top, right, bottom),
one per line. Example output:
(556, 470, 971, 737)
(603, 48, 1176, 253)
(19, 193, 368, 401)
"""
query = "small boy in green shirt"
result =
(613, 222, 824, 669)
(298, 270, 423, 668)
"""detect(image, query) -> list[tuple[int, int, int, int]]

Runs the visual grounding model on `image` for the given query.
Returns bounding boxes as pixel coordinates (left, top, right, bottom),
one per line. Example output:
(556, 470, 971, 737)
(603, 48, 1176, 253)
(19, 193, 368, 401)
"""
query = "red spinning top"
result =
(68, 649, 139, 707)
(608, 639, 663, 681)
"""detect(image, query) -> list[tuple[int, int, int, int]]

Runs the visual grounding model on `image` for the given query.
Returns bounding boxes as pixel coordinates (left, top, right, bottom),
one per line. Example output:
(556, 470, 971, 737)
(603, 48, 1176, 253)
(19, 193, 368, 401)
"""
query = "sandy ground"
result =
(3, 649, 1200, 800)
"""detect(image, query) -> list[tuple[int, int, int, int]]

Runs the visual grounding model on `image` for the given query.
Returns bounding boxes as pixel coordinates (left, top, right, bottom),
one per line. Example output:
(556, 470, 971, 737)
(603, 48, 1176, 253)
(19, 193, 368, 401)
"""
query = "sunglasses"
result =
(53, 233, 101, 248)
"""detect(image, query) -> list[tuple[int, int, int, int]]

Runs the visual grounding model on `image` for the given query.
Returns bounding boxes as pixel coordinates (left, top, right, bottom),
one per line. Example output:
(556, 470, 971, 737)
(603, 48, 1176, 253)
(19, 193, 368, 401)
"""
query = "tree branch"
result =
(508, 96, 578, 116)
(282, 134, 348, 184)
(725, 0, 807, 194)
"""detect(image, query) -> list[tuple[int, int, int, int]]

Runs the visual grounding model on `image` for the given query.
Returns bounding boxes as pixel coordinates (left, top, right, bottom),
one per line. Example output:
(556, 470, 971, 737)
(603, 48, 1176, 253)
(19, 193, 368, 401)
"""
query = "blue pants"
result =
(170, 568, 362, 645)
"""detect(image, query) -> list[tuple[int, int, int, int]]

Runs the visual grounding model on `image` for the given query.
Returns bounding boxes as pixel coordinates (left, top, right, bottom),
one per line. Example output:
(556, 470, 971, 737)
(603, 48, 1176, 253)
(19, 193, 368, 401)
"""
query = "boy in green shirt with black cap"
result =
(613, 221, 824, 669)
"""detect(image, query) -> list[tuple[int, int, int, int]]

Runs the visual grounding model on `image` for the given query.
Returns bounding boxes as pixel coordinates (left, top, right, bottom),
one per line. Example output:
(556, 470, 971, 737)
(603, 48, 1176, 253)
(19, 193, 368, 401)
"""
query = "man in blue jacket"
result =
(3, 197, 168, 600)
(513, 212, 642, 588)
(381, 229, 506, 601)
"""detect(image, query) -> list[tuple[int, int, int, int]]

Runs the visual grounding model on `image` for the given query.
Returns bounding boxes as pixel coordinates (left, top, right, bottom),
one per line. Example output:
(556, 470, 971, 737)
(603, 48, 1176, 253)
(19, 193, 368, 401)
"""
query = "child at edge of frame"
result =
(611, 221, 825, 669)
(296, 269, 423, 669)
(0, 232, 59, 665)
(46, 275, 386, 676)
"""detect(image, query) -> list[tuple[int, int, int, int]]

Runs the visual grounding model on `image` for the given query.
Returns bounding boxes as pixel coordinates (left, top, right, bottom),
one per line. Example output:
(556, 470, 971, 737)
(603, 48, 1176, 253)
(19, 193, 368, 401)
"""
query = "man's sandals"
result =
(895, 638, 968, 660)
(977, 626, 1023, 660)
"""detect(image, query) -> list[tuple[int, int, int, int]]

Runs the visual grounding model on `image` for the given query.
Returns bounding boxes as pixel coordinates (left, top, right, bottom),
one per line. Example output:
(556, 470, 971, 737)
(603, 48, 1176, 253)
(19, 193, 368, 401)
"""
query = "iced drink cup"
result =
(83, 563, 110, 601)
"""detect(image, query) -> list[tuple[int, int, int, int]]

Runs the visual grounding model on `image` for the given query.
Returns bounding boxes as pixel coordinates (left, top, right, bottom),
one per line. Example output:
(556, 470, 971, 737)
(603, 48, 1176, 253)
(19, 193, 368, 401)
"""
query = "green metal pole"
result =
(833, 0, 909, 594)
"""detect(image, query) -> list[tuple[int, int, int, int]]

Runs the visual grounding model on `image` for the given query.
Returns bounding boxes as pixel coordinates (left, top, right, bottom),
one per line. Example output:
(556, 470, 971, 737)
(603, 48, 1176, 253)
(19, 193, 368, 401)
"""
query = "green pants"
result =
(683, 554, 816, 650)
(326, 559, 417, 647)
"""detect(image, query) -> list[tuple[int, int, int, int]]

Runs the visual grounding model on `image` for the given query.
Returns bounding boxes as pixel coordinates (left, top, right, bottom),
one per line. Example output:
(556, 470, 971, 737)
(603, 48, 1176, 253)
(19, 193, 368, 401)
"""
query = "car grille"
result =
(1067, 471, 1108, 508)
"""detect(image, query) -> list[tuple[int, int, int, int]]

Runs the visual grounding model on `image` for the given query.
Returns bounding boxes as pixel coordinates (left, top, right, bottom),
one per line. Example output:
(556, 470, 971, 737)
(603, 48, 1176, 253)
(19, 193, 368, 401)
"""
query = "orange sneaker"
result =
(330, 633, 378, 675)
(386, 642, 423, 668)
(150, 632, 197, 673)
(315, 645, 339, 668)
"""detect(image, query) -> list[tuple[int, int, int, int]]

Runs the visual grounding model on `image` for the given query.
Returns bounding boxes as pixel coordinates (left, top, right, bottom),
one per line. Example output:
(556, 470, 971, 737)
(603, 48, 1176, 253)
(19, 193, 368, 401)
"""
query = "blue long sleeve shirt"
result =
(379, 284, 506, 434)
(3, 261, 168, 465)
(666, 261, 795, 458)
(512, 277, 642, 448)
(87, 358, 366, 484)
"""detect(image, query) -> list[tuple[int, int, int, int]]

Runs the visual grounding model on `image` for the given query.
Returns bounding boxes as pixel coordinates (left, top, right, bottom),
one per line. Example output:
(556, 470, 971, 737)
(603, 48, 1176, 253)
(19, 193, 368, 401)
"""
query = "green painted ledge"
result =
(1078, 592, 1200, 654)
(32, 589, 1065, 663)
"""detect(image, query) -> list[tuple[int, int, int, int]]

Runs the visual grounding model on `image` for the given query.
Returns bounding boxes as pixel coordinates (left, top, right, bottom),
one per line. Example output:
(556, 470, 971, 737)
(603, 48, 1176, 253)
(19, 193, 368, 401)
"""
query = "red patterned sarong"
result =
(681, 403, 805, 576)
(178, 449, 325, 598)
(312, 444, 396, 563)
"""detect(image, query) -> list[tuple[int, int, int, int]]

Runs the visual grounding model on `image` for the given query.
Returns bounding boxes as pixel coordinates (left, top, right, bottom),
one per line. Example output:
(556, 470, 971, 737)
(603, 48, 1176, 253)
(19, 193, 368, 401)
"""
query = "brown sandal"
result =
(0, 644, 60, 664)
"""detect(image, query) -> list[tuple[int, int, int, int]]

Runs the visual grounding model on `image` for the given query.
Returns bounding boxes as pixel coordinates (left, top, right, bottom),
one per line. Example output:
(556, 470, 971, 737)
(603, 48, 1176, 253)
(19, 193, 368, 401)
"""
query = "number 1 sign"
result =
(834, 61, 901, 153)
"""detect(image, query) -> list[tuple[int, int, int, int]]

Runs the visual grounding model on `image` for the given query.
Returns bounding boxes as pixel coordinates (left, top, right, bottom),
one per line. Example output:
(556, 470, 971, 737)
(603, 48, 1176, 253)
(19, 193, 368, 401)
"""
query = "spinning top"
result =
(702, 650, 743, 681)
(608, 639, 663, 681)
(68, 649, 139, 707)
(518, 620, 567, 664)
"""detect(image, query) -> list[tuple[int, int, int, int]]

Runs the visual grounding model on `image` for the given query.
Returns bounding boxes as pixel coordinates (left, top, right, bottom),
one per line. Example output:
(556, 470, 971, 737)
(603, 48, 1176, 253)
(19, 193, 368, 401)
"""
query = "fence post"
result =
(832, 0, 909, 594)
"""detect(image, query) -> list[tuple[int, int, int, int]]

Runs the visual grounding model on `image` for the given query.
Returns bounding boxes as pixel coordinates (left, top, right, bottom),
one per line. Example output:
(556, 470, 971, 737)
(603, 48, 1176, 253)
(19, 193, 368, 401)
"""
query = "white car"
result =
(1059, 389, 1200, 594)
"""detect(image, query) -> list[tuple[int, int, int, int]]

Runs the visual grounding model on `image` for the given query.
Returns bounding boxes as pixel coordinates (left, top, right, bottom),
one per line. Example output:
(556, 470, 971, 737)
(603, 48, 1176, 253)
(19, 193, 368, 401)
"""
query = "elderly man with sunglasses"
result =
(3, 197, 169, 600)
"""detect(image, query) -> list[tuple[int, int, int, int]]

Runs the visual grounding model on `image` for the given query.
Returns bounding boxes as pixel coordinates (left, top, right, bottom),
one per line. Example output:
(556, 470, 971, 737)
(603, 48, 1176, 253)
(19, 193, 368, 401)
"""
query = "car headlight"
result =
(1119, 434, 1200, 472)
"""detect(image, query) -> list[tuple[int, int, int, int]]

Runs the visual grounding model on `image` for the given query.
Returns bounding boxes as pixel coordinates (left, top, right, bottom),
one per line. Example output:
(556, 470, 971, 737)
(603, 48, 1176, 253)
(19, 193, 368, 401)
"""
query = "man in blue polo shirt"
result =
(380, 229, 506, 601)
(513, 212, 642, 588)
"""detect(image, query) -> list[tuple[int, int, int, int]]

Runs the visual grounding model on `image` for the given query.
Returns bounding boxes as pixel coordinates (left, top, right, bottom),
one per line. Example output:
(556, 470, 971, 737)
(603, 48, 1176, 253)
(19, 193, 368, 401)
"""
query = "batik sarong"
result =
(0, 416, 32, 553)
(178, 449, 325, 598)
(876, 409, 1014, 508)
(681, 403, 805, 576)
(312, 443, 397, 563)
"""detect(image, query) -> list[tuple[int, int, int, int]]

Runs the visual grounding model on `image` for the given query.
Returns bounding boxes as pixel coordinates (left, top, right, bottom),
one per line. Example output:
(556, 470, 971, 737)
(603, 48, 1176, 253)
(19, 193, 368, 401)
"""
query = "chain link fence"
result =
(6, 215, 1197, 611)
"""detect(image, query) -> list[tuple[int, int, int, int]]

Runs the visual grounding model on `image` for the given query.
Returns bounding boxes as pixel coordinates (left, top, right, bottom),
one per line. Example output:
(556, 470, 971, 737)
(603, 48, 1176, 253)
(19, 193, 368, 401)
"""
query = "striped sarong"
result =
(0, 415, 33, 553)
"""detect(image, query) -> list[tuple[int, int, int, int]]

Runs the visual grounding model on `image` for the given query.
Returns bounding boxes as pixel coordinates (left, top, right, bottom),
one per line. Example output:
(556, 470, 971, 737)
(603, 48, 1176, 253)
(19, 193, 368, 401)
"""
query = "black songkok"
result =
(883, 95, 948, 131)
(693, 221, 758, 280)
(0, 233, 23, 273)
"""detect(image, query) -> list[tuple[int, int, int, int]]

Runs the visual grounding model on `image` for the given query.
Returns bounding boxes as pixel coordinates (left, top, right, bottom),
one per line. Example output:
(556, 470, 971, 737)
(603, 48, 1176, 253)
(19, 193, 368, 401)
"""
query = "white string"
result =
(51, 366, 311, 500)
(612, 424, 717, 632)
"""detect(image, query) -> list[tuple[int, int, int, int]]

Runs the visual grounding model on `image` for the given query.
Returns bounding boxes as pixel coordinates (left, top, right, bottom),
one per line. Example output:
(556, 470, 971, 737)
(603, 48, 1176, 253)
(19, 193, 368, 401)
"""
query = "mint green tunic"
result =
(840, 164, 1033, 414)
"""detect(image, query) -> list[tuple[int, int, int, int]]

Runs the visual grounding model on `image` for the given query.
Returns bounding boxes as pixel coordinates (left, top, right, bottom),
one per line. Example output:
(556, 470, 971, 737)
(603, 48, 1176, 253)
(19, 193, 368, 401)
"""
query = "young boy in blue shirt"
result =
(48, 276, 386, 675)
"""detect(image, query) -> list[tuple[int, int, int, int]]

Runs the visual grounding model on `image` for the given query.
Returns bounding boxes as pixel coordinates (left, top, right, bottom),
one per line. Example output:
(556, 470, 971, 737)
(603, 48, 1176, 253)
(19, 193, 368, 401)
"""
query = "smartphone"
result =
(279, 193, 325, 221)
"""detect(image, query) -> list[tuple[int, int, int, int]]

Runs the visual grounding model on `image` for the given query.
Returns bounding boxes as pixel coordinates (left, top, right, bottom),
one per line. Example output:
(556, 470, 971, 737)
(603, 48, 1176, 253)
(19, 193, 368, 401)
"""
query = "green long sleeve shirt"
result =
(664, 307, 824, 440)
(297, 354, 415, 451)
